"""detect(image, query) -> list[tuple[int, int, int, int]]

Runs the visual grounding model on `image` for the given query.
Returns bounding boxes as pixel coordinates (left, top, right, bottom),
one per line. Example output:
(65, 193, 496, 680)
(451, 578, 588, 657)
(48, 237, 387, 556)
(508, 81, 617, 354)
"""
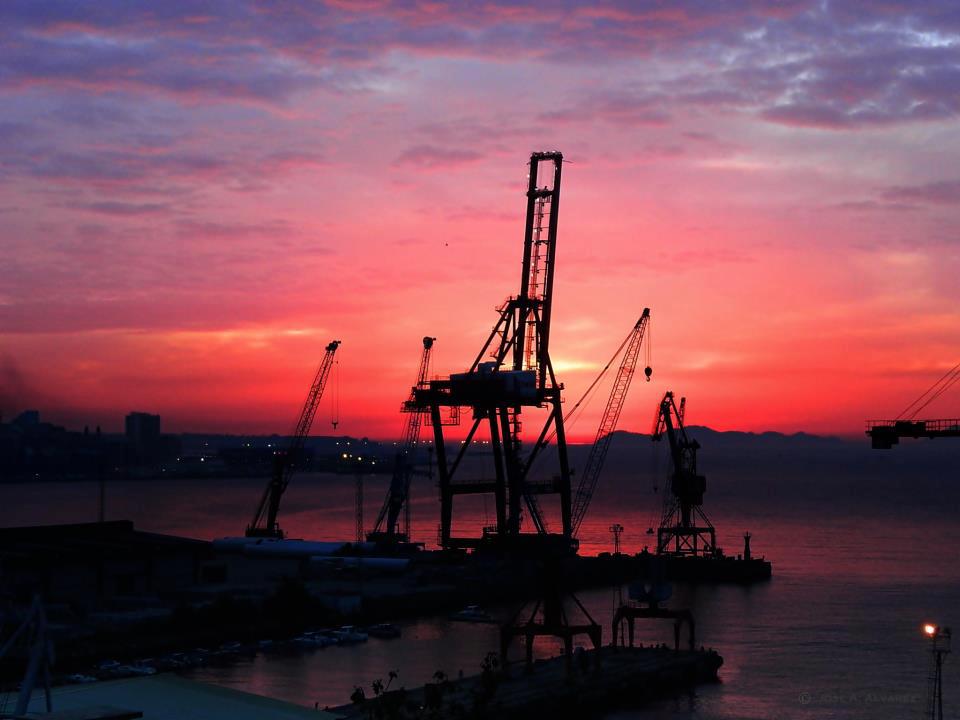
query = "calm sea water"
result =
(4, 453, 959, 718)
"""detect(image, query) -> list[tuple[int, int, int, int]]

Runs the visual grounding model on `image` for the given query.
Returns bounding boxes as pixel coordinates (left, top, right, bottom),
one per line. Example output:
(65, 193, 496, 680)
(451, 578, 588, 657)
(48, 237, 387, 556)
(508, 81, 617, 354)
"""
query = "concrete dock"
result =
(334, 645, 722, 719)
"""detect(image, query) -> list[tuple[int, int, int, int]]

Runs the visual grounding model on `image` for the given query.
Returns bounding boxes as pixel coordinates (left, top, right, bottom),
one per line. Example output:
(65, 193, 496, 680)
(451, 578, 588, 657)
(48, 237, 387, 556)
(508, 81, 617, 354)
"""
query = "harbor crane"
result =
(413, 152, 574, 551)
(246, 340, 341, 538)
(368, 336, 435, 544)
(569, 309, 652, 537)
(652, 391, 717, 557)
(867, 360, 960, 449)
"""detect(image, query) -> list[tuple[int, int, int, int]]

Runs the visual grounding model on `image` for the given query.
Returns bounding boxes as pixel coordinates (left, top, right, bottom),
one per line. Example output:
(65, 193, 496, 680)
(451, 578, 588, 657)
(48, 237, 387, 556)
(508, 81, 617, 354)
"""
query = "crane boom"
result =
(369, 337, 435, 542)
(867, 418, 960, 448)
(570, 309, 651, 536)
(246, 340, 341, 538)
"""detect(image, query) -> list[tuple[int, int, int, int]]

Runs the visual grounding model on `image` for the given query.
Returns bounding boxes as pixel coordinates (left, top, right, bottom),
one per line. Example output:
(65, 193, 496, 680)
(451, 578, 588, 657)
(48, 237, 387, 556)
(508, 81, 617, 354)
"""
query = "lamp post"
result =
(609, 523, 624, 556)
(924, 623, 951, 720)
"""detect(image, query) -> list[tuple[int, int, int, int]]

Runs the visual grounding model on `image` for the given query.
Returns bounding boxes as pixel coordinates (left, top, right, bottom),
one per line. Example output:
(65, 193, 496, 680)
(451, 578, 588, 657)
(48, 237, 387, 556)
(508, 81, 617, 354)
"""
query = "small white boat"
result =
(450, 605, 494, 623)
(367, 623, 401, 639)
(331, 625, 368, 644)
(66, 674, 98, 684)
(292, 634, 326, 649)
(119, 664, 157, 676)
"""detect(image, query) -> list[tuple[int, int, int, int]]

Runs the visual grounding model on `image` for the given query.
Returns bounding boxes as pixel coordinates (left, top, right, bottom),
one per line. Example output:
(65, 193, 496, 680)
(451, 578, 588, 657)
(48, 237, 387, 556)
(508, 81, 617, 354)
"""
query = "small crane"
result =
(246, 340, 341, 538)
(368, 336, 435, 543)
(651, 391, 716, 557)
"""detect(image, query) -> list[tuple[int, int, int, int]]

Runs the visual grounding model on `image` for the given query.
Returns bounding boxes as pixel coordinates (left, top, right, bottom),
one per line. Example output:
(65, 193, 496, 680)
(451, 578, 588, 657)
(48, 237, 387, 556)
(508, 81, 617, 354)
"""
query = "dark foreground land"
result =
(0, 521, 753, 684)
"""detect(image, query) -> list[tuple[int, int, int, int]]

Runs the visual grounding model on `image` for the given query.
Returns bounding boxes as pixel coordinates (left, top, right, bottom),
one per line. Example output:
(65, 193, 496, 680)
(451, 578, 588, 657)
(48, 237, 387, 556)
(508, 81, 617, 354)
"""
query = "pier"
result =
(334, 645, 722, 719)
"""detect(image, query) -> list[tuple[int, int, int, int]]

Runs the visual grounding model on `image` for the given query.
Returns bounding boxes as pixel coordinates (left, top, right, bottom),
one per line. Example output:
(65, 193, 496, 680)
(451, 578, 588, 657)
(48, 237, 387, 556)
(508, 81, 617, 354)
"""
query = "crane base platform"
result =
(650, 553, 772, 583)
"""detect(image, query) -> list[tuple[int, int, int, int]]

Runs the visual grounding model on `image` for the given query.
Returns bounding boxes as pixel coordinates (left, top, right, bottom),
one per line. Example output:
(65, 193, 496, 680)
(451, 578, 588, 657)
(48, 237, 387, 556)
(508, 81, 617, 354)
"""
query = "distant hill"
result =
(556, 427, 960, 518)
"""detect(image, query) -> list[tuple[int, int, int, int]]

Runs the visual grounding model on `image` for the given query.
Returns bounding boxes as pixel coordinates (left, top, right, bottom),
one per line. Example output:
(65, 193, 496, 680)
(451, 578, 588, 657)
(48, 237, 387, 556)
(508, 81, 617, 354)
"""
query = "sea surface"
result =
(4, 446, 960, 719)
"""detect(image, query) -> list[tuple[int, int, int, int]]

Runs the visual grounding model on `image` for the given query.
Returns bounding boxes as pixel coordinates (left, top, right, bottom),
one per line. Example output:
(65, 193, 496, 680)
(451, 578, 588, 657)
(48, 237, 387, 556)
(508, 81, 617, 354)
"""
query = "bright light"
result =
(924, 623, 938, 637)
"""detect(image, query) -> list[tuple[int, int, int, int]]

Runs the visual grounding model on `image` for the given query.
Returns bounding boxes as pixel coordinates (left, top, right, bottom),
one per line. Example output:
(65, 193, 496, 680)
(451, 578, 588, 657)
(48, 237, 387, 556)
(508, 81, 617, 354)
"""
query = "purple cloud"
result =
(394, 145, 484, 170)
(882, 180, 960, 205)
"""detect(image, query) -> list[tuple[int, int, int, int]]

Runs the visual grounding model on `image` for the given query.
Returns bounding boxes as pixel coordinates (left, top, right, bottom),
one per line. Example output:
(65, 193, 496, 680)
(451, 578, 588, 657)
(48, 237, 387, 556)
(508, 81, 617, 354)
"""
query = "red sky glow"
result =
(2, 1, 959, 439)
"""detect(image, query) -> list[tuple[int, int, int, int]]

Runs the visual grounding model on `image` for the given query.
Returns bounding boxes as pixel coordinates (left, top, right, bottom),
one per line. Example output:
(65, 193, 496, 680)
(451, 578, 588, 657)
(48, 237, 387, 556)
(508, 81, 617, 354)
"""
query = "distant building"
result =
(126, 411, 161, 465)
(12, 409, 40, 427)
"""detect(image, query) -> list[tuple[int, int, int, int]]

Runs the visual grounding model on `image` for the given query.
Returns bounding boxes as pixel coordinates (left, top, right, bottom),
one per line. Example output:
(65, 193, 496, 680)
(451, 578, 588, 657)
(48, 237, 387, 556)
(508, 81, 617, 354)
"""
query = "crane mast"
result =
(652, 391, 716, 557)
(412, 152, 574, 551)
(369, 336, 435, 543)
(246, 340, 341, 538)
(569, 309, 652, 536)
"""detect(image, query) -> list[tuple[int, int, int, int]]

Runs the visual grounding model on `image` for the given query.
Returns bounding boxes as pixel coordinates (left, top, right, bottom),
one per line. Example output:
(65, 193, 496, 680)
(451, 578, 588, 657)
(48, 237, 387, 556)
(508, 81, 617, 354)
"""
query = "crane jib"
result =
(246, 340, 341, 538)
(570, 309, 651, 537)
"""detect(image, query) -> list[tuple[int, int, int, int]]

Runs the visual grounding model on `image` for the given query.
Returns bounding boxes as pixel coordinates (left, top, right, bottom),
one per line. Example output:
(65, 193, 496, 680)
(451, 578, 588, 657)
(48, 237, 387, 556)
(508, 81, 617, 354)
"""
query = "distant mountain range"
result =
(565, 427, 960, 516)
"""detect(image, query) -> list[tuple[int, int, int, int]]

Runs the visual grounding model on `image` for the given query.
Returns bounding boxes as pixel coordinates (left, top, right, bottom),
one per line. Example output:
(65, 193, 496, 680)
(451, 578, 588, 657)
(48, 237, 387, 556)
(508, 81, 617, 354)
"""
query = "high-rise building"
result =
(125, 412, 161, 465)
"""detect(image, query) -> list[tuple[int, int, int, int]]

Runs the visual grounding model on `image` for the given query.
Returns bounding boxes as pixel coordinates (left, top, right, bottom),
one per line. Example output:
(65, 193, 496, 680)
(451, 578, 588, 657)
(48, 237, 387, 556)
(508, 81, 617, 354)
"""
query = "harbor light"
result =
(921, 622, 951, 720)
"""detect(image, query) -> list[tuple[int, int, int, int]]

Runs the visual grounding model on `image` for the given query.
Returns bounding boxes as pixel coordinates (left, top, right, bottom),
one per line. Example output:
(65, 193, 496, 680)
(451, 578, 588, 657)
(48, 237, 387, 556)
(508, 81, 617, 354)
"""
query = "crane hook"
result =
(644, 366, 653, 382)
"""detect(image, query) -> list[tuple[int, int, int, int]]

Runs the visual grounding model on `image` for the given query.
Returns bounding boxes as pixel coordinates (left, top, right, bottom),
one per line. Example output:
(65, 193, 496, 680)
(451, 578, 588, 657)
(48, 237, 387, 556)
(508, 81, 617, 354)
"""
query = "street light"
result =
(609, 523, 624, 556)
(923, 622, 951, 720)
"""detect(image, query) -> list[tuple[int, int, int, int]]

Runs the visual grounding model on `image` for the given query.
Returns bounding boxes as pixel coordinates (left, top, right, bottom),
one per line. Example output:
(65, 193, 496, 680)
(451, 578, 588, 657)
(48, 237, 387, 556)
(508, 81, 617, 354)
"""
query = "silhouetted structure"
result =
(613, 558, 695, 651)
(652, 392, 716, 557)
(500, 560, 602, 672)
(368, 336, 435, 544)
(868, 361, 960, 448)
(414, 152, 575, 551)
(246, 340, 340, 538)
(569, 311, 652, 538)
(0, 521, 209, 611)
(867, 419, 960, 449)
(924, 624, 951, 720)
(125, 411, 161, 465)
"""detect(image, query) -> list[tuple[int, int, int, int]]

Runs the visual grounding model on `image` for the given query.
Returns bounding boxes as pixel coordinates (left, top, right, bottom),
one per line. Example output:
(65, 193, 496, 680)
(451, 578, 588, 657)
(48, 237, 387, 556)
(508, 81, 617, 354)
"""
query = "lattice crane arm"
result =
(246, 340, 341, 538)
(371, 337, 435, 539)
(570, 309, 651, 536)
(652, 390, 699, 475)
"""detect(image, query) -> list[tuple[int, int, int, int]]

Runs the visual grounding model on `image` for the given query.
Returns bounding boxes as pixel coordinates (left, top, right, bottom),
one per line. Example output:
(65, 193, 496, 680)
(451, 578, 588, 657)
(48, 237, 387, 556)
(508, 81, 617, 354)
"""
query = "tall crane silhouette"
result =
(246, 340, 341, 538)
(413, 152, 574, 551)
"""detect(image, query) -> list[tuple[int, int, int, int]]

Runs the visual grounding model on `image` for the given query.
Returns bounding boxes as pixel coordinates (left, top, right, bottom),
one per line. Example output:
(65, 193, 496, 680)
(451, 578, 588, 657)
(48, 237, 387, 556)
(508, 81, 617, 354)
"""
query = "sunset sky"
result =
(2, 1, 959, 439)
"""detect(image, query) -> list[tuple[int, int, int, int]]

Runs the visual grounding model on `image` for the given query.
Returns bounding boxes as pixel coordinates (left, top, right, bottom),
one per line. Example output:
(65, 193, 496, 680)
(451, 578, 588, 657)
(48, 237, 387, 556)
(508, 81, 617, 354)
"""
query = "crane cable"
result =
(523, 320, 642, 491)
(331, 358, 341, 429)
(896, 360, 960, 420)
(910, 367, 960, 417)
(551, 321, 640, 447)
